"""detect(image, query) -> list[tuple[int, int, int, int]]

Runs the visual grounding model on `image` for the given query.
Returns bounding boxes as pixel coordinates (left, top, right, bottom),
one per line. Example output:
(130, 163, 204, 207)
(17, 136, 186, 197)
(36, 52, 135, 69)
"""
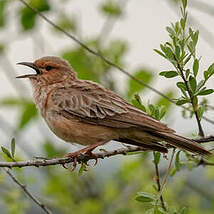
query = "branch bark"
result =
(0, 146, 147, 168)
(3, 168, 52, 214)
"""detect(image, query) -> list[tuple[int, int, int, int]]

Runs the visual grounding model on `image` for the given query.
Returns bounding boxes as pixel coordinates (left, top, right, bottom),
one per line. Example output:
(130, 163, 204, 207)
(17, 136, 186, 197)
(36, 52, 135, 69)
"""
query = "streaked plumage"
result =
(17, 56, 210, 156)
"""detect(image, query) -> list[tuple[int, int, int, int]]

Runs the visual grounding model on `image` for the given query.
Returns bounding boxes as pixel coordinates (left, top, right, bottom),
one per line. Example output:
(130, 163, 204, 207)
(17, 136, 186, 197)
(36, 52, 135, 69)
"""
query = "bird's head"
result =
(17, 56, 77, 86)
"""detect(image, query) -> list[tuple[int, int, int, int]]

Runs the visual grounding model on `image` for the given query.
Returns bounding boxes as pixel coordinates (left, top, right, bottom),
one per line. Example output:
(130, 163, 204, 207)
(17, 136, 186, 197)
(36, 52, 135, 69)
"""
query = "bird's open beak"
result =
(16, 62, 41, 78)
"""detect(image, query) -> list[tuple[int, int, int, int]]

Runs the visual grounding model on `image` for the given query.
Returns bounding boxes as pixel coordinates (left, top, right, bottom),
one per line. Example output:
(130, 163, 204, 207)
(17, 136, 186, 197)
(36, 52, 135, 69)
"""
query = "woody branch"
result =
(0, 146, 147, 168)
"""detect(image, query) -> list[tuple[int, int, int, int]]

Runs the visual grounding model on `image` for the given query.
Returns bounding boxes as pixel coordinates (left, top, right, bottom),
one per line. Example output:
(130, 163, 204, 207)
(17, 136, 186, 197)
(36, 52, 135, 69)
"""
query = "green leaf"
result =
(101, 0, 122, 17)
(1, 146, 12, 159)
(153, 152, 161, 165)
(159, 71, 178, 78)
(192, 96, 198, 107)
(176, 99, 189, 105)
(20, 0, 50, 31)
(170, 167, 177, 177)
(18, 103, 38, 130)
(182, 0, 187, 9)
(78, 163, 87, 176)
(131, 94, 146, 112)
(159, 107, 166, 120)
(207, 63, 214, 75)
(11, 138, 15, 158)
(204, 63, 214, 80)
(55, 14, 76, 33)
(165, 47, 174, 60)
(198, 89, 214, 96)
(196, 80, 205, 91)
(127, 69, 153, 98)
(0, 97, 30, 106)
(135, 192, 156, 203)
(197, 106, 203, 120)
(193, 31, 199, 46)
(193, 59, 199, 77)
(160, 44, 166, 53)
(183, 54, 191, 66)
(180, 18, 185, 30)
(175, 45, 180, 59)
(180, 207, 188, 214)
(154, 107, 160, 120)
(185, 69, 190, 79)
(166, 26, 174, 36)
(176, 82, 187, 91)
(188, 76, 197, 93)
(0, 0, 6, 27)
(148, 104, 155, 116)
(62, 47, 100, 82)
(175, 151, 181, 171)
(154, 206, 166, 214)
(154, 49, 166, 58)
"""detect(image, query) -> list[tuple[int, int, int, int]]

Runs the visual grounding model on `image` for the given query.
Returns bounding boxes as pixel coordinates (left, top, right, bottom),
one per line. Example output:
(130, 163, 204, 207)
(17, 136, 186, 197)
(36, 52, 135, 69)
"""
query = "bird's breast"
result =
(32, 85, 53, 118)
(44, 110, 119, 145)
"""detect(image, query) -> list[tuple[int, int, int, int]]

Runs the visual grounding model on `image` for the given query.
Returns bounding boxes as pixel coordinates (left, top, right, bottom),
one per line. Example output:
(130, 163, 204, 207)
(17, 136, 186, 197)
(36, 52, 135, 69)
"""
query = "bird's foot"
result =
(62, 144, 101, 172)
(84, 150, 98, 166)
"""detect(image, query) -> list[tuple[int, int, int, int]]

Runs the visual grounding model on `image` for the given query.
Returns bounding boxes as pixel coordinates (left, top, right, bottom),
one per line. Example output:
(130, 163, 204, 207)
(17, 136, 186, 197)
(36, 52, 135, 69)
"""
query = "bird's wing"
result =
(50, 80, 174, 133)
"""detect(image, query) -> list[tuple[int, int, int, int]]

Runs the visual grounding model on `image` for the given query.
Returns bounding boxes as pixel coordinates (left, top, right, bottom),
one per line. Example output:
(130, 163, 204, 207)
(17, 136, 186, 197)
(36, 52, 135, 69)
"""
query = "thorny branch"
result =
(0, 146, 147, 168)
(2, 168, 52, 214)
(18, 0, 214, 126)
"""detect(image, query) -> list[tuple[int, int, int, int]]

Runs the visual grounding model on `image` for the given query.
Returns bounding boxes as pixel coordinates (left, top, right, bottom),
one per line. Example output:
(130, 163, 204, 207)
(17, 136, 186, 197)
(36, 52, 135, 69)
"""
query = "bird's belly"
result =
(45, 111, 118, 146)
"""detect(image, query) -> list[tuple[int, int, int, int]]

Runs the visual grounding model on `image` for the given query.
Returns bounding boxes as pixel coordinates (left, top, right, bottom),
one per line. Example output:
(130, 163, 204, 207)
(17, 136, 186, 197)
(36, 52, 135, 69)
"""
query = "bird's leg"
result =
(64, 142, 105, 171)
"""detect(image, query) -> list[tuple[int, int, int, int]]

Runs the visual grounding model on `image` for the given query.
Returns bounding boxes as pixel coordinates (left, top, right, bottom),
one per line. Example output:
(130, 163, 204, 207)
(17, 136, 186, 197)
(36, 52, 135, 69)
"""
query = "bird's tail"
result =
(155, 132, 210, 156)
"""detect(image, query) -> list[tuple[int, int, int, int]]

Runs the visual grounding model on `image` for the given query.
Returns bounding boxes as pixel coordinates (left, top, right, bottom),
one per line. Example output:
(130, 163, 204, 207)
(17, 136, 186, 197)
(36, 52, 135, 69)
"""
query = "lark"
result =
(16, 56, 210, 166)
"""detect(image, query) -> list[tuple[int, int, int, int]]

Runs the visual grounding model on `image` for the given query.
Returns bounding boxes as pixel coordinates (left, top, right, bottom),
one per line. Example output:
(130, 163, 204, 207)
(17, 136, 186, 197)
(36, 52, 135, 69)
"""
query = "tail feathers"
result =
(116, 138, 168, 153)
(156, 132, 210, 156)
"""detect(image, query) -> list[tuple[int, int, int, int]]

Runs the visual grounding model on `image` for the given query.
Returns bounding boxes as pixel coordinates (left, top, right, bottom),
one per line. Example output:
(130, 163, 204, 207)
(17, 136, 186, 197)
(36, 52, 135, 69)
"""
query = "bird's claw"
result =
(62, 150, 98, 172)
(85, 151, 98, 166)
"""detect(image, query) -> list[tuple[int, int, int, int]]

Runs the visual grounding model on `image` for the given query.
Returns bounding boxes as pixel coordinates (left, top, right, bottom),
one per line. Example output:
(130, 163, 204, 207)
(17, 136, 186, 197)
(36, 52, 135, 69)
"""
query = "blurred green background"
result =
(0, 0, 214, 213)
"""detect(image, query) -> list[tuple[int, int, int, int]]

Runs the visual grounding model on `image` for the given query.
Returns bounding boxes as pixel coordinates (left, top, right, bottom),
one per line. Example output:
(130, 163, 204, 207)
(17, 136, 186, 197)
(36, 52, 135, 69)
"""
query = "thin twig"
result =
(0, 146, 147, 168)
(193, 135, 214, 143)
(18, 0, 214, 126)
(158, 149, 176, 198)
(197, 159, 214, 166)
(2, 168, 52, 214)
(153, 152, 166, 211)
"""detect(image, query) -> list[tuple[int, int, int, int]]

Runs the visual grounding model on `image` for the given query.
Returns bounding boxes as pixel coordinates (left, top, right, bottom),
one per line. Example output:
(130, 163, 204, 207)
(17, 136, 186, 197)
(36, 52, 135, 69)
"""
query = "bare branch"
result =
(193, 136, 214, 143)
(153, 152, 166, 211)
(2, 168, 52, 214)
(197, 159, 214, 166)
(17, 0, 214, 126)
(0, 146, 147, 168)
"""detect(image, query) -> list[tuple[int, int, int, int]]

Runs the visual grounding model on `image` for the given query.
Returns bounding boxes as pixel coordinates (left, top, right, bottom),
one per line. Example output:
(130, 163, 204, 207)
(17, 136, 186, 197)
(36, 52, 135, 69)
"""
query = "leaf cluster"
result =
(154, 0, 214, 120)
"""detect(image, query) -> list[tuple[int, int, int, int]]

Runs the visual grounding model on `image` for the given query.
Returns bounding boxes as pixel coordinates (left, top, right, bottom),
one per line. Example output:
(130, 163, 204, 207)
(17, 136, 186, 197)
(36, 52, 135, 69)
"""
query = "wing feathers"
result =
(51, 82, 173, 133)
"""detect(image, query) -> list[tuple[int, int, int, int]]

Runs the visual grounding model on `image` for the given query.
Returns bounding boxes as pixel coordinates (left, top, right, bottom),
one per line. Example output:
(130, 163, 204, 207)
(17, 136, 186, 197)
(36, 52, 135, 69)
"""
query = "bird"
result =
(16, 56, 210, 167)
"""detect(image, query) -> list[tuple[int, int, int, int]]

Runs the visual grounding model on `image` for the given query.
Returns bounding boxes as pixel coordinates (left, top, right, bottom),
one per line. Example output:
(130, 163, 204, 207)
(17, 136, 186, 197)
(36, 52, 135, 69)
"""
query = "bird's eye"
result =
(45, 65, 52, 71)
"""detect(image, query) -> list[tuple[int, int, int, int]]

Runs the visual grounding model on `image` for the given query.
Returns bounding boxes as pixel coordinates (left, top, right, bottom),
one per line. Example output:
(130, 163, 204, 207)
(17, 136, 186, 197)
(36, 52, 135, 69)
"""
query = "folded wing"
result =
(51, 80, 174, 133)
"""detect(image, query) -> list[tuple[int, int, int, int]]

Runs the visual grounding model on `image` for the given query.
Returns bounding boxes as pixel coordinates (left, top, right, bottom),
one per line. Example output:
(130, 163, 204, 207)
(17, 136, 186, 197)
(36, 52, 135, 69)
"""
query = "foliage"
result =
(154, 0, 214, 122)
(0, 0, 213, 214)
